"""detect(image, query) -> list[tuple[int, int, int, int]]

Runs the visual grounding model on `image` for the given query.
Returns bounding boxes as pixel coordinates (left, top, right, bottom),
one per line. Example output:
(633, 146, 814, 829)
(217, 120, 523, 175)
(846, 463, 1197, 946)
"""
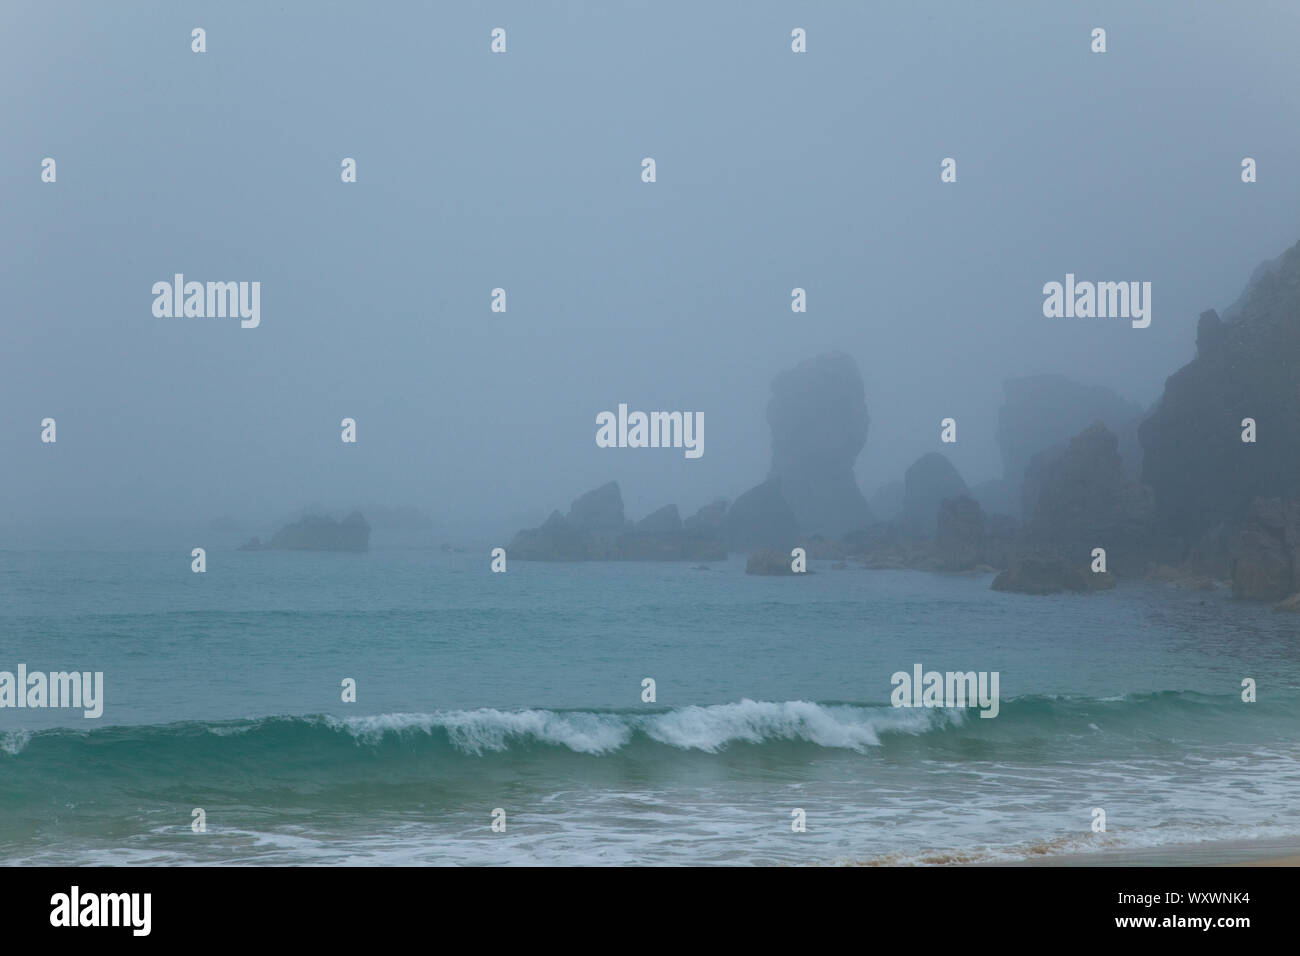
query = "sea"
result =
(2, 548, 1298, 865)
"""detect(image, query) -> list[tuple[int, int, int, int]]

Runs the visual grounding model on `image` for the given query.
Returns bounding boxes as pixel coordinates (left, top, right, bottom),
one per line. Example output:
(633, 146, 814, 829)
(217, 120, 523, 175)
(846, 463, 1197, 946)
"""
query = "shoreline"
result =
(999, 838, 1300, 867)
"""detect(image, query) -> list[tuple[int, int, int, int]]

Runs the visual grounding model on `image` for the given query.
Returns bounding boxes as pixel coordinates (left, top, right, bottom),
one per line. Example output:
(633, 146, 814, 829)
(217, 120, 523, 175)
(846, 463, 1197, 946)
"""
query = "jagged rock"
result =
(1024, 423, 1154, 575)
(998, 375, 1145, 499)
(722, 478, 800, 551)
(1230, 497, 1300, 600)
(242, 512, 371, 552)
(934, 495, 985, 571)
(991, 552, 1116, 595)
(509, 483, 725, 561)
(745, 549, 803, 575)
(621, 502, 725, 561)
(1222, 251, 1288, 321)
(509, 510, 589, 560)
(1196, 309, 1228, 355)
(567, 481, 627, 535)
(1141, 241, 1300, 547)
(900, 453, 968, 538)
(635, 504, 682, 534)
(683, 499, 727, 533)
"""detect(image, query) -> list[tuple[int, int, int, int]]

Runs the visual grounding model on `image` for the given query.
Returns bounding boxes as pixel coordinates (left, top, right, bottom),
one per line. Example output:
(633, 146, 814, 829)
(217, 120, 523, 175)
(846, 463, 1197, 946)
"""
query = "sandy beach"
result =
(1005, 839, 1300, 867)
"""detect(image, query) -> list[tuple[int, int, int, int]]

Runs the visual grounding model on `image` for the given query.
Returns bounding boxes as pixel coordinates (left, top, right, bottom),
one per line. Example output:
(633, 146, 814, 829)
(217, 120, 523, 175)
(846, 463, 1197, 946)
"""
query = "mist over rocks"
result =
(766, 352, 874, 537)
(683, 499, 727, 534)
(867, 480, 905, 523)
(968, 478, 1018, 521)
(720, 478, 800, 551)
(1141, 241, 1300, 550)
(899, 453, 968, 538)
(502, 242, 1300, 597)
(1023, 423, 1154, 575)
(996, 375, 1145, 514)
(933, 495, 986, 572)
(635, 504, 682, 534)
(716, 352, 873, 551)
(567, 481, 627, 537)
(239, 512, 371, 552)
(508, 482, 725, 561)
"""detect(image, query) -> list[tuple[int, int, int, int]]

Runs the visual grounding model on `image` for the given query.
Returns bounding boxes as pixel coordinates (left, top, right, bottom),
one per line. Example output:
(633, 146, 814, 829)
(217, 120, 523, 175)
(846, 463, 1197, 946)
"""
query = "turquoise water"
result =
(2, 550, 1298, 864)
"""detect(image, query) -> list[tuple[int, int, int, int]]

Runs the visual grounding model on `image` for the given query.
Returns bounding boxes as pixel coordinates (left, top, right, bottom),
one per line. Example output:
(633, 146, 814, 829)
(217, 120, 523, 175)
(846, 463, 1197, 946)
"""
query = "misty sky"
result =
(3, 0, 1298, 546)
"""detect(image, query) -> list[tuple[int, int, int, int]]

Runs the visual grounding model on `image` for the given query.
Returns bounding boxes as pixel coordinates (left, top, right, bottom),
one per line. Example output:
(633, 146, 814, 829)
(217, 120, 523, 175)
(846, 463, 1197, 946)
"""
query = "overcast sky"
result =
(3, 0, 1298, 546)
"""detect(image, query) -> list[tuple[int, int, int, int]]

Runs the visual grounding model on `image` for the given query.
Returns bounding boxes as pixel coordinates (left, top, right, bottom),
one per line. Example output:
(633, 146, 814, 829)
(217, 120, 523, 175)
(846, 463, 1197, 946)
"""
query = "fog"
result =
(3, 0, 1298, 547)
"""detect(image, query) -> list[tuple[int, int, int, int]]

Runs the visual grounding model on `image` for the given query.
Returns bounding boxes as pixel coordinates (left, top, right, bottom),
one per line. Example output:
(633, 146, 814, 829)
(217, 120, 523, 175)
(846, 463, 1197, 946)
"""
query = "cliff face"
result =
(1141, 242, 1300, 546)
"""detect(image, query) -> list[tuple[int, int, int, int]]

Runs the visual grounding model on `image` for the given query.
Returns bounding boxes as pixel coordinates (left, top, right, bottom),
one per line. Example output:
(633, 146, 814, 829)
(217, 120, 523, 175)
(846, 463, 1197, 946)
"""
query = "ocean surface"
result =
(2, 549, 1298, 866)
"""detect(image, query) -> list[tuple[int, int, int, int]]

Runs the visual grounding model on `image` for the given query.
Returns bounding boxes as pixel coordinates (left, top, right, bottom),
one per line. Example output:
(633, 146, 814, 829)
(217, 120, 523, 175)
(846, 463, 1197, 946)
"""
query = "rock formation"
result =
(899, 453, 968, 538)
(725, 352, 872, 548)
(509, 482, 725, 561)
(991, 552, 1116, 595)
(1022, 423, 1154, 575)
(239, 512, 371, 552)
(997, 375, 1145, 515)
(933, 495, 985, 572)
(1230, 497, 1300, 600)
(1140, 241, 1300, 549)
(721, 478, 800, 551)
